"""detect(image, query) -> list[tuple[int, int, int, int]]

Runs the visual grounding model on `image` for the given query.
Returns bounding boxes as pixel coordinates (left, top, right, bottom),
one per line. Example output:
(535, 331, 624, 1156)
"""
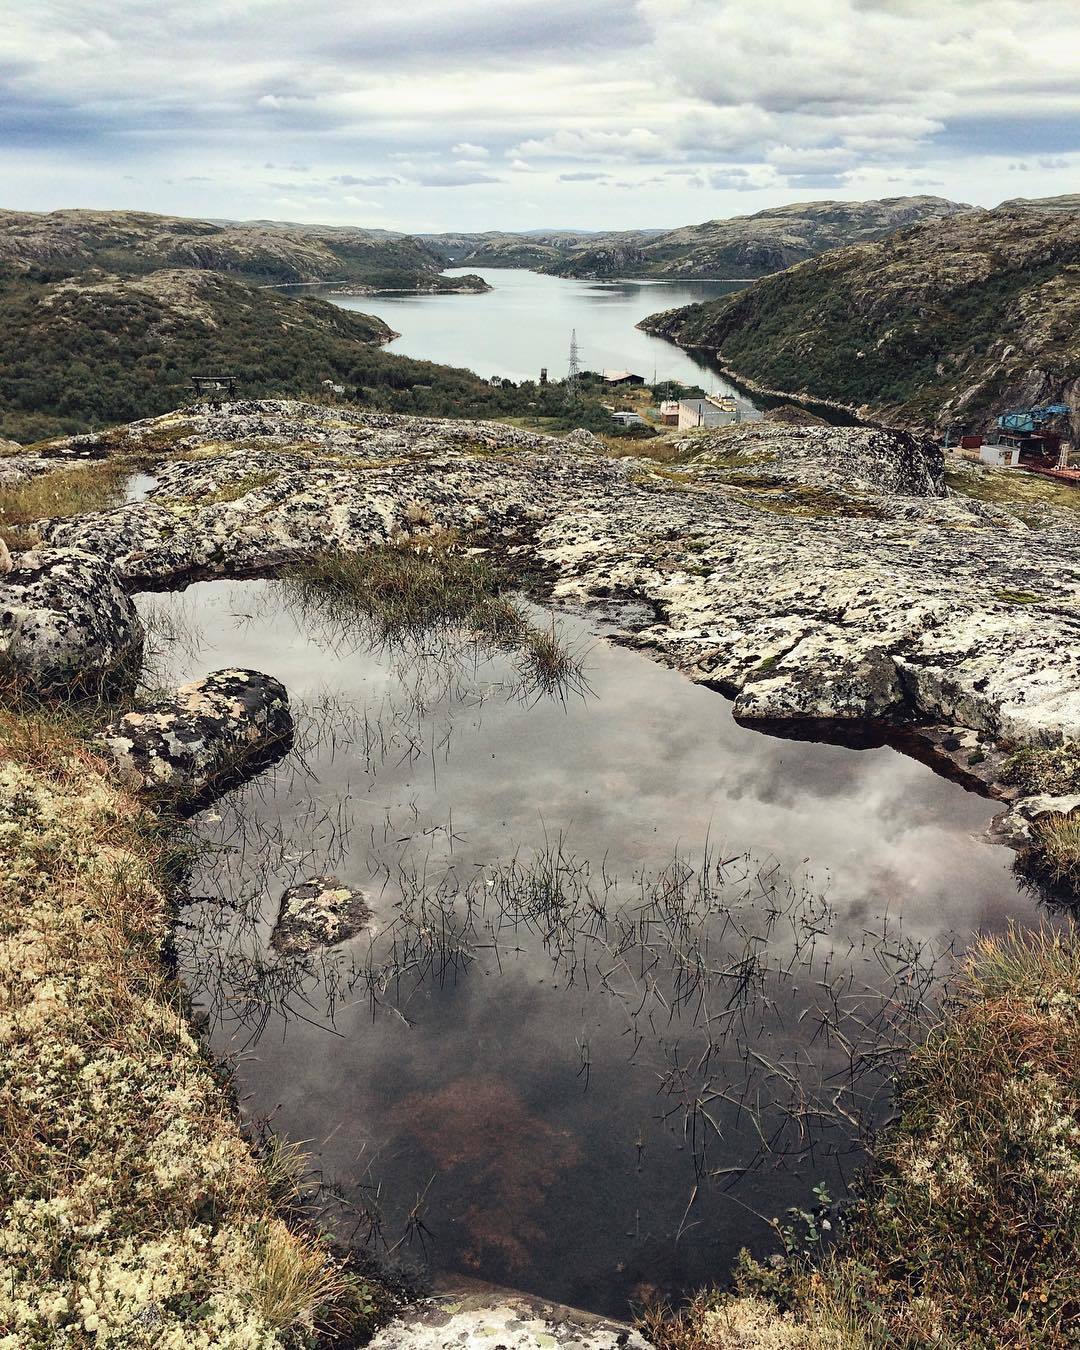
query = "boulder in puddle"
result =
(0, 547, 143, 694)
(97, 667, 292, 807)
(271, 875, 373, 955)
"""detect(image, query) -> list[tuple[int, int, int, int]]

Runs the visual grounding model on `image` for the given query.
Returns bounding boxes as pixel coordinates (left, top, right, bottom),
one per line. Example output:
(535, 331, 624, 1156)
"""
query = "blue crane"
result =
(996, 404, 1071, 434)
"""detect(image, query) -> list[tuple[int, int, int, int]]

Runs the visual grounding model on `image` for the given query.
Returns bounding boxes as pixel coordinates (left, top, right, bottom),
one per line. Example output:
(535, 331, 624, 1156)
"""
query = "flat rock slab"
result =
(31, 401, 1080, 748)
(97, 667, 292, 807)
(271, 875, 373, 954)
(370, 1287, 651, 1350)
(0, 547, 143, 694)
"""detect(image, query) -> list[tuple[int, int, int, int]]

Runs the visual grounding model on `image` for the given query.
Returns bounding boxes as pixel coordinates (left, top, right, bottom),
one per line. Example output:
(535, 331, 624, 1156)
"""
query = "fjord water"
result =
(143, 581, 1037, 1316)
(326, 267, 753, 394)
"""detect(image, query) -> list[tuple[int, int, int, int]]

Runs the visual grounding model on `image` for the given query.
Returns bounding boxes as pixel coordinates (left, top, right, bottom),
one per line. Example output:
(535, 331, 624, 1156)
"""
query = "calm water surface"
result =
(326, 267, 754, 401)
(142, 580, 1042, 1316)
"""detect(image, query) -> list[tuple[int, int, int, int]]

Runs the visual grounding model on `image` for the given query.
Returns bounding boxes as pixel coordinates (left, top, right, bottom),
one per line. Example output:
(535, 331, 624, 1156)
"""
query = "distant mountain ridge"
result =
(419, 196, 970, 279)
(638, 202, 1080, 432)
(0, 208, 488, 293)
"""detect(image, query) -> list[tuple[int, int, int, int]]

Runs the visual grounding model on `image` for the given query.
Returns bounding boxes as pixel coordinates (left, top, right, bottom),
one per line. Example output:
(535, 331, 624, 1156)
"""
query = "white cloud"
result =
(0, 0, 1077, 228)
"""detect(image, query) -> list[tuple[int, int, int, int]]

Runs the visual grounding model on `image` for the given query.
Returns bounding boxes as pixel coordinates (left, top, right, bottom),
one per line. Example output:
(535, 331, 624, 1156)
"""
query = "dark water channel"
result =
(140, 579, 1041, 1317)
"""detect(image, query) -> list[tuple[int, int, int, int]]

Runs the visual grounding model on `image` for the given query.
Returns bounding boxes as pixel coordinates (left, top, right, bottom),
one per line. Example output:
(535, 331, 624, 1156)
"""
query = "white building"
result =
(980, 443, 1021, 468)
(677, 395, 742, 431)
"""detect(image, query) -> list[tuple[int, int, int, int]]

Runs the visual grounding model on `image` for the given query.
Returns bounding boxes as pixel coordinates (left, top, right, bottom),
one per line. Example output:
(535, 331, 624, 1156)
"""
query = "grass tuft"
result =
(281, 541, 585, 699)
(1030, 812, 1080, 890)
(0, 460, 128, 551)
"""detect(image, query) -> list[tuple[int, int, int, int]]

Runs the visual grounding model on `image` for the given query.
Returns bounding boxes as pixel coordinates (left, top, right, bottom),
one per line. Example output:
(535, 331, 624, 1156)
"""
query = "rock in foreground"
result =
(369, 1285, 651, 1350)
(97, 667, 292, 806)
(271, 876, 373, 955)
(0, 547, 142, 694)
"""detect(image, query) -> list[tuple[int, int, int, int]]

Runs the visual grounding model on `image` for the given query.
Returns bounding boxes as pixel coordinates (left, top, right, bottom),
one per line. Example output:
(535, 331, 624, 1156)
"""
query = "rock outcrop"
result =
(271, 876, 374, 955)
(97, 668, 292, 806)
(0, 547, 143, 694)
(12, 400, 1080, 756)
(369, 1286, 651, 1350)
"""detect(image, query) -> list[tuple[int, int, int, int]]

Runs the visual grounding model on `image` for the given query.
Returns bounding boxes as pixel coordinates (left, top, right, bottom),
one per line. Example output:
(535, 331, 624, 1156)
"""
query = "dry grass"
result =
(0, 703, 394, 1346)
(0, 460, 127, 551)
(1031, 812, 1080, 890)
(945, 462, 1080, 524)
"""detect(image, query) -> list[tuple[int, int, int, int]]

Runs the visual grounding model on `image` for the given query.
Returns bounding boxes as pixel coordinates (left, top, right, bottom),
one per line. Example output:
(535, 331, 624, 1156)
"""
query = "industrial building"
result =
(677, 395, 741, 430)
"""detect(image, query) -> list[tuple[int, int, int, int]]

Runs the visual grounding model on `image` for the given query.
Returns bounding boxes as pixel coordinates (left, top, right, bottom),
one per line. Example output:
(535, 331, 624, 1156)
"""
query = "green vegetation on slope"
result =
(0, 207, 481, 293)
(0, 265, 613, 442)
(640, 205, 1080, 429)
(543, 196, 967, 279)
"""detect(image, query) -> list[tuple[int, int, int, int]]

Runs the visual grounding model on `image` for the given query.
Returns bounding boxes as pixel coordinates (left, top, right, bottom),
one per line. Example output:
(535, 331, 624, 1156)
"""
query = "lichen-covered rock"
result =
(0, 547, 143, 693)
(993, 793, 1080, 847)
(0, 538, 10, 576)
(675, 421, 945, 497)
(32, 401, 1080, 748)
(271, 875, 373, 954)
(96, 667, 292, 805)
(369, 1287, 651, 1350)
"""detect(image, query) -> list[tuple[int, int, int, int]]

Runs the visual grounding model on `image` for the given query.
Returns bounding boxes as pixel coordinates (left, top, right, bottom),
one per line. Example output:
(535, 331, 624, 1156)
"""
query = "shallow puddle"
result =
(140, 579, 1044, 1316)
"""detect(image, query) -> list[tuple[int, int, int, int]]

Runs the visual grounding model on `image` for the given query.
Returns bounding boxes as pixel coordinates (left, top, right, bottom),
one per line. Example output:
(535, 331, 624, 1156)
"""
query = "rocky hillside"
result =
(0, 265, 550, 442)
(0, 208, 487, 293)
(640, 204, 1080, 432)
(539, 197, 967, 279)
(420, 228, 620, 269)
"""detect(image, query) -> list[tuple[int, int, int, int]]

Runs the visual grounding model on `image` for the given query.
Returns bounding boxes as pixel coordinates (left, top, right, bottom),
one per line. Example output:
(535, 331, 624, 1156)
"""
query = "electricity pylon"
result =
(566, 328, 580, 403)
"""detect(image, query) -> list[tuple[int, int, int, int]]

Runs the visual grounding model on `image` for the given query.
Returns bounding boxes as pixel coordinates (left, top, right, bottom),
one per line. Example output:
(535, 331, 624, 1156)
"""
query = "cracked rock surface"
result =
(24, 399, 1079, 752)
(96, 667, 292, 806)
(0, 547, 143, 693)
(271, 876, 374, 955)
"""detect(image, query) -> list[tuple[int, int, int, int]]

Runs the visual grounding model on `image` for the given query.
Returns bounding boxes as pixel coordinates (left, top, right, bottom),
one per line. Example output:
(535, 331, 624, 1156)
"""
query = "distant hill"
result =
(638, 204, 1080, 432)
(0, 265, 544, 442)
(0, 209, 488, 293)
(539, 197, 970, 279)
(998, 194, 1080, 215)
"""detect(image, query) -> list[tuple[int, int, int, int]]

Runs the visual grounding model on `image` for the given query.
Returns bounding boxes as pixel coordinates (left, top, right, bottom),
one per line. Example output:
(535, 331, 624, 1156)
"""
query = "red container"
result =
(960, 434, 983, 449)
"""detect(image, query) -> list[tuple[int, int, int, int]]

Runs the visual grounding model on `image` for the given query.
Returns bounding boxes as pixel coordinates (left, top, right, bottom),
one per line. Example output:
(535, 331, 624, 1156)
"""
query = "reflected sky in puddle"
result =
(140, 578, 1044, 1316)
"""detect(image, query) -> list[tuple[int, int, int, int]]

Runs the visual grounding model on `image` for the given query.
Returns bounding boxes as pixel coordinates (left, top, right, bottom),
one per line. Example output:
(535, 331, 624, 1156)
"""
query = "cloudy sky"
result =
(3, 0, 1078, 232)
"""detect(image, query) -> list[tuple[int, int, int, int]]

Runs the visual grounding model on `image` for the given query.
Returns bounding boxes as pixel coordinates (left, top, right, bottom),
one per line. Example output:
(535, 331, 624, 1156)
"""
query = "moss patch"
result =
(0, 705, 396, 1347)
(1002, 742, 1080, 797)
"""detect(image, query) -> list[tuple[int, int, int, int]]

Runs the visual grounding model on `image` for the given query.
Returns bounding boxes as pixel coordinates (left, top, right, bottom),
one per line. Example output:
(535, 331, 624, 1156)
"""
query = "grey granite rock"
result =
(0, 547, 143, 694)
(96, 667, 292, 806)
(368, 1286, 651, 1350)
(993, 793, 1080, 847)
(271, 875, 373, 954)
(27, 402, 1080, 752)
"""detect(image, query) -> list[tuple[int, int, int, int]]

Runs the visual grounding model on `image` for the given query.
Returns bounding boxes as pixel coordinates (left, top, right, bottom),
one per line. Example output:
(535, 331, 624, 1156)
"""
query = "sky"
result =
(2, 0, 1078, 233)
